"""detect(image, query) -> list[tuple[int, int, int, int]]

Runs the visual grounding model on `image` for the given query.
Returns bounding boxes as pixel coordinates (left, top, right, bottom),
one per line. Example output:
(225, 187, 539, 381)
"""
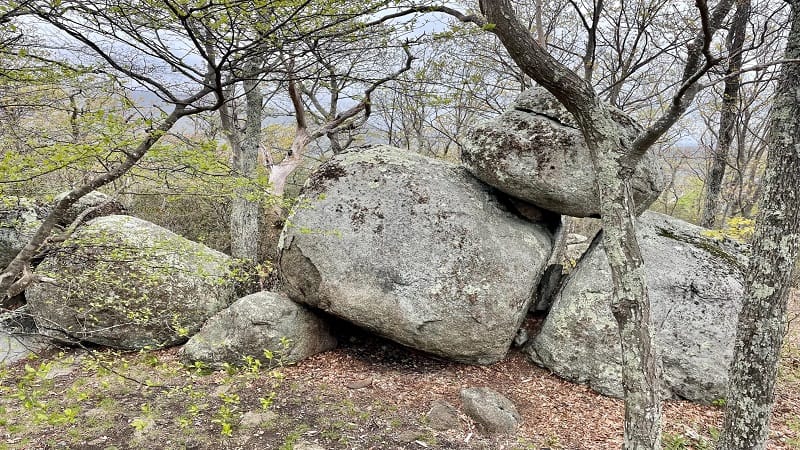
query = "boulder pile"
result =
(13, 87, 747, 408)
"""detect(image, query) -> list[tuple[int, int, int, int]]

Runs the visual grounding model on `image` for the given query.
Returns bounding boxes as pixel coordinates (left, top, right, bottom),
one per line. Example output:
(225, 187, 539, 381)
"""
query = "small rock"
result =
(181, 291, 336, 368)
(460, 387, 520, 435)
(44, 365, 76, 379)
(83, 408, 107, 419)
(512, 328, 529, 347)
(240, 411, 276, 428)
(86, 436, 108, 446)
(53, 190, 126, 227)
(397, 430, 423, 444)
(0, 331, 52, 366)
(426, 400, 460, 431)
(345, 376, 373, 389)
(294, 441, 327, 450)
(565, 233, 588, 245)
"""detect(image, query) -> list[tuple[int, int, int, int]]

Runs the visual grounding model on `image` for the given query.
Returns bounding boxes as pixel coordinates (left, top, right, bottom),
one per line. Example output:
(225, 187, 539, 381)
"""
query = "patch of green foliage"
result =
(0, 341, 290, 447)
(701, 216, 755, 243)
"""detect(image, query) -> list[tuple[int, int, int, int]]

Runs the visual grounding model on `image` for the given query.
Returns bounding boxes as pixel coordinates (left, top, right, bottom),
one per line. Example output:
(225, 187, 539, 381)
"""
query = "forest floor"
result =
(1, 295, 799, 450)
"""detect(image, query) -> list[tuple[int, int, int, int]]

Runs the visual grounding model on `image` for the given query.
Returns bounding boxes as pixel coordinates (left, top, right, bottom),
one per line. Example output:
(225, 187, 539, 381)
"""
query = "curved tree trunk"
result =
(475, 2, 665, 445)
(468, 0, 734, 445)
(718, 2, 800, 447)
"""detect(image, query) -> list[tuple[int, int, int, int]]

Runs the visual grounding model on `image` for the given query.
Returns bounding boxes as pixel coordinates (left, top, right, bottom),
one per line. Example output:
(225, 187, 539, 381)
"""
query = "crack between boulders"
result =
(513, 107, 579, 130)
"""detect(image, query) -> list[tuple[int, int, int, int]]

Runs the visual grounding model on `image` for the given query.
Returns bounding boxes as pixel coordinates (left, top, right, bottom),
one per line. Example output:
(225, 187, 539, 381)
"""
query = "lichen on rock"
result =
(26, 215, 238, 349)
(279, 145, 557, 364)
(527, 211, 745, 403)
(462, 87, 665, 217)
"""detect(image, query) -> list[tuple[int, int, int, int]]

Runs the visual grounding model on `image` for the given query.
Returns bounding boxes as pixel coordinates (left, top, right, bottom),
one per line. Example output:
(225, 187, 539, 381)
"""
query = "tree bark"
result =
(478, 2, 663, 447)
(582, 106, 663, 450)
(228, 77, 263, 262)
(719, 2, 800, 448)
(700, 0, 751, 228)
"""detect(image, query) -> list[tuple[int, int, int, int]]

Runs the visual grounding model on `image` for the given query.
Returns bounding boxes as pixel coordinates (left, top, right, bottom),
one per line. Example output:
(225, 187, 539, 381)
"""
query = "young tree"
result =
(700, 0, 752, 228)
(718, 0, 800, 447)
(220, 63, 267, 262)
(405, 0, 737, 447)
(270, 40, 413, 203)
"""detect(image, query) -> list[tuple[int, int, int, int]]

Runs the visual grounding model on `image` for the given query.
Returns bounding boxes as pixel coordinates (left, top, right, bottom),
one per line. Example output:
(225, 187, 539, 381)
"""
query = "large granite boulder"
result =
(526, 211, 746, 403)
(0, 196, 48, 268)
(181, 291, 336, 368)
(462, 87, 664, 217)
(53, 190, 127, 227)
(26, 215, 238, 349)
(279, 145, 556, 364)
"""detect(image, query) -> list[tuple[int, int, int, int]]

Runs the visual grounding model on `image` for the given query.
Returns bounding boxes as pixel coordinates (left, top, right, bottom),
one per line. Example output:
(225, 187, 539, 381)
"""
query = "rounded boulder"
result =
(26, 215, 238, 349)
(526, 211, 745, 403)
(181, 291, 337, 368)
(278, 146, 556, 364)
(462, 87, 664, 217)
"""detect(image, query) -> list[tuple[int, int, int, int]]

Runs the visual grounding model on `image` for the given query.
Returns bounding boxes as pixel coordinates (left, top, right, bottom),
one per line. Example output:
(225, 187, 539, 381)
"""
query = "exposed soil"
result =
(1, 298, 799, 450)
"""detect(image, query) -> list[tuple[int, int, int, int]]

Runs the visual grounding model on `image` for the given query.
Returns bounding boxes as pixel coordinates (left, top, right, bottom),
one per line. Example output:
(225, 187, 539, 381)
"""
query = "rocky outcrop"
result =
(279, 145, 556, 364)
(526, 211, 746, 403)
(462, 87, 664, 217)
(0, 196, 48, 268)
(181, 291, 336, 367)
(460, 387, 520, 434)
(26, 215, 237, 349)
(54, 190, 126, 227)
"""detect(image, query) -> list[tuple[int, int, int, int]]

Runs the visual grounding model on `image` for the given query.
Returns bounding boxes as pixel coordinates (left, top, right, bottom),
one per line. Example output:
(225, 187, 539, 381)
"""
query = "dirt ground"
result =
(1, 297, 799, 450)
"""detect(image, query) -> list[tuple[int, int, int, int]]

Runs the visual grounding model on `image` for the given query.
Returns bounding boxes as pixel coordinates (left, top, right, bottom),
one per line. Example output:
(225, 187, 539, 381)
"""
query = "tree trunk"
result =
(583, 106, 663, 449)
(229, 77, 263, 262)
(477, 2, 665, 446)
(268, 127, 310, 201)
(718, 2, 800, 448)
(700, 0, 750, 228)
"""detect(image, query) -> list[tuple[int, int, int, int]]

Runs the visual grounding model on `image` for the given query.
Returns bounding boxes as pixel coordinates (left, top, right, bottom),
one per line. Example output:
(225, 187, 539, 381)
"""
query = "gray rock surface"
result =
(54, 190, 127, 227)
(293, 440, 327, 450)
(532, 264, 563, 312)
(181, 291, 336, 367)
(26, 215, 237, 349)
(0, 305, 51, 366)
(426, 400, 461, 431)
(279, 145, 555, 364)
(0, 332, 52, 366)
(527, 211, 746, 403)
(462, 87, 664, 217)
(460, 387, 520, 434)
(0, 196, 47, 268)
